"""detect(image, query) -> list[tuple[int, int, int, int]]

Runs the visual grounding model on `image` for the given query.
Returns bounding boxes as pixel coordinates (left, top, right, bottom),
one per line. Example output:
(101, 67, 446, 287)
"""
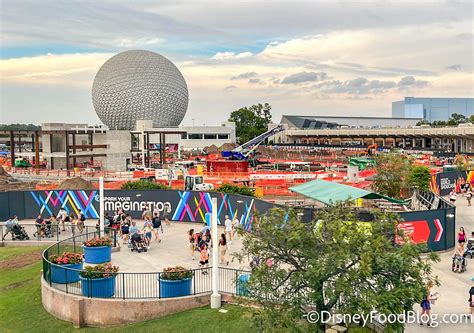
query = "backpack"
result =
(79, 214, 86, 222)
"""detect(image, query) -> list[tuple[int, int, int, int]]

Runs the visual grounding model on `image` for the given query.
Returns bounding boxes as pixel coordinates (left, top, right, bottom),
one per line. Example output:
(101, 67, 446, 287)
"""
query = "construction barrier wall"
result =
(429, 170, 470, 196)
(0, 190, 455, 251)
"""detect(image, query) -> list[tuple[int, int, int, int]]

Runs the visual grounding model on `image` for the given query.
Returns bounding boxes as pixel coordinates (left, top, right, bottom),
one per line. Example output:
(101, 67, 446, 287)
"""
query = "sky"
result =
(1, 0, 473, 126)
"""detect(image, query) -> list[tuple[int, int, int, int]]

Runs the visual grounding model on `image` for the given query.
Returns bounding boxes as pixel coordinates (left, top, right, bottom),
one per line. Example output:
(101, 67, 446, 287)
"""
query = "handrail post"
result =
(122, 274, 125, 300)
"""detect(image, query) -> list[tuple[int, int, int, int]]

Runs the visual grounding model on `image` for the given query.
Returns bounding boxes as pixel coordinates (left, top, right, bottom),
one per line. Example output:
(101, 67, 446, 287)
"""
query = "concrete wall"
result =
(94, 130, 131, 171)
(42, 277, 215, 328)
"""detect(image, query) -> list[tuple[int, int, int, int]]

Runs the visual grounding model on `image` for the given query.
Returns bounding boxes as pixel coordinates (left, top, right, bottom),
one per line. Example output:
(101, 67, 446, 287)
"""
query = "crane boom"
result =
(221, 124, 285, 160)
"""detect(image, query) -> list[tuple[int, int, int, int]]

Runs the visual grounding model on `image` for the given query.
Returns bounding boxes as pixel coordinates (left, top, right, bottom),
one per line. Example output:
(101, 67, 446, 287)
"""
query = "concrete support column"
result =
(402, 138, 406, 148)
(453, 138, 458, 153)
(35, 131, 40, 175)
(421, 138, 426, 148)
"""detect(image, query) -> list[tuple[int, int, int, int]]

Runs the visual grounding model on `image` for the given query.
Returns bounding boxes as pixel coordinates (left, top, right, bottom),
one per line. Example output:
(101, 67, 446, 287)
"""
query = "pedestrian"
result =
(453, 242, 465, 273)
(224, 215, 232, 243)
(143, 217, 153, 249)
(129, 220, 139, 235)
(188, 228, 195, 260)
(57, 208, 68, 231)
(420, 281, 434, 326)
(219, 233, 229, 265)
(152, 212, 162, 242)
(466, 190, 472, 206)
(121, 221, 130, 245)
(449, 190, 457, 204)
(231, 216, 240, 240)
(469, 278, 474, 316)
(141, 205, 153, 220)
(458, 227, 467, 245)
(2, 215, 18, 240)
(199, 244, 209, 274)
(163, 204, 171, 226)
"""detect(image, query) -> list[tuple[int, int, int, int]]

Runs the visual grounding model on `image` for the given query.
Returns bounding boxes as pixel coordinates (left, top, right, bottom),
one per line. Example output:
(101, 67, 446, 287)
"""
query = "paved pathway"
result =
(406, 196, 473, 333)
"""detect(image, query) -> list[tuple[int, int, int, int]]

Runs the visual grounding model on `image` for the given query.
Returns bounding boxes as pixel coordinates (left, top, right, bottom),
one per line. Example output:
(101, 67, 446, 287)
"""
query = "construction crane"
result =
(221, 124, 286, 160)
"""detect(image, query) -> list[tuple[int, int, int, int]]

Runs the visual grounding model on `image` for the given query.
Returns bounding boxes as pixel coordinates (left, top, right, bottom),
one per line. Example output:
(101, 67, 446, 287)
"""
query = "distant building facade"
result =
(280, 115, 420, 129)
(392, 97, 474, 122)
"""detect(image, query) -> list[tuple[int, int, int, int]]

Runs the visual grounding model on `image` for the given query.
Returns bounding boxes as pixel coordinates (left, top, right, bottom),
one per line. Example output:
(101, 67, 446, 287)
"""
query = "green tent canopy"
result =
(289, 179, 407, 206)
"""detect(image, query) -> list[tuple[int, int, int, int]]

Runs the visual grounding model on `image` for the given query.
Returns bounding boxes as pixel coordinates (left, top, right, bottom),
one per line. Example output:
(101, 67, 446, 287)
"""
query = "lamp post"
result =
(210, 197, 221, 308)
(99, 176, 104, 236)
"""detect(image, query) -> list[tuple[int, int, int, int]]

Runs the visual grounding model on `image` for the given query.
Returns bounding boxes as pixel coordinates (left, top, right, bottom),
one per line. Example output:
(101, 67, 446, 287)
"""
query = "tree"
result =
(408, 165, 432, 192)
(121, 180, 169, 190)
(372, 153, 412, 199)
(236, 206, 439, 332)
(215, 183, 255, 197)
(449, 113, 467, 125)
(229, 103, 272, 144)
(0, 123, 41, 131)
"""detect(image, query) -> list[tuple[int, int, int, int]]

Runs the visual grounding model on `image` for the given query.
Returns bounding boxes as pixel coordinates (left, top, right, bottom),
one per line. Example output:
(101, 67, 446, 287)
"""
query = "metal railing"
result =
(1, 223, 117, 247)
(41, 229, 250, 299)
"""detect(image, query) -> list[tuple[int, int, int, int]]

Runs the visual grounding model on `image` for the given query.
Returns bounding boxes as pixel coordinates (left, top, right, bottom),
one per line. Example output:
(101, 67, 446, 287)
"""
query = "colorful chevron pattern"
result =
(30, 190, 99, 218)
(172, 191, 256, 229)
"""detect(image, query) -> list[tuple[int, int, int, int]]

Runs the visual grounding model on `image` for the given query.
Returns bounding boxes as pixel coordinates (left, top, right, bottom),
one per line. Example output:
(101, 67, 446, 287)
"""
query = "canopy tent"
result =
(289, 179, 407, 206)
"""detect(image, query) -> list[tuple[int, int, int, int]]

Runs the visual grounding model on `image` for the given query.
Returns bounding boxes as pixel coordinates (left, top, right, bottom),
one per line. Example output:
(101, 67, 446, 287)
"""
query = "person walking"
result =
(219, 233, 229, 265)
(449, 190, 457, 205)
(141, 205, 153, 220)
(231, 216, 240, 240)
(458, 227, 467, 245)
(420, 281, 434, 326)
(188, 229, 196, 260)
(466, 190, 472, 206)
(453, 242, 465, 273)
(469, 278, 474, 315)
(2, 215, 18, 240)
(143, 217, 153, 250)
(199, 244, 209, 274)
(152, 213, 162, 242)
(224, 215, 232, 244)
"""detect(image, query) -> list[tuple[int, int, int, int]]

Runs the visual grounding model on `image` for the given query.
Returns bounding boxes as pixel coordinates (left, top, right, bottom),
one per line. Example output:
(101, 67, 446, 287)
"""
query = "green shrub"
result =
(215, 183, 255, 197)
(121, 180, 169, 190)
(161, 266, 193, 280)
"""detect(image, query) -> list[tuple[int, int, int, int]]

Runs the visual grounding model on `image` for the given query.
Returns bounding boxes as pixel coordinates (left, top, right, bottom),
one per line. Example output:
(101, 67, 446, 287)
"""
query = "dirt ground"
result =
(0, 249, 43, 270)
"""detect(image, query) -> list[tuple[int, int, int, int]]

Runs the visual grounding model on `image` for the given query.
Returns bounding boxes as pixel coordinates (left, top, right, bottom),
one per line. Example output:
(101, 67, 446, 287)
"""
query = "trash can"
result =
(236, 273, 250, 296)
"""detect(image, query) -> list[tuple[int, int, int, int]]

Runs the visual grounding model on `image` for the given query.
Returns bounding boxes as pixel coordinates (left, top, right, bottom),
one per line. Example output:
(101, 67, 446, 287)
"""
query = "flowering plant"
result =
(50, 252, 83, 265)
(161, 266, 193, 280)
(83, 237, 112, 247)
(79, 263, 119, 279)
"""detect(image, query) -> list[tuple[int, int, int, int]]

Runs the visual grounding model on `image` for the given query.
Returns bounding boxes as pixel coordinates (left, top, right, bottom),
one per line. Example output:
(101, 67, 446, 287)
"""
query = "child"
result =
(143, 217, 153, 249)
(199, 244, 209, 274)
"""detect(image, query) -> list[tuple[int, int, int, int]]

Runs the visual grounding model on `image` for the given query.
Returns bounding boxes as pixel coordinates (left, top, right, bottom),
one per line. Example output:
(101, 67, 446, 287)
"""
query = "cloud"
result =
(397, 76, 428, 88)
(224, 85, 237, 91)
(446, 64, 464, 71)
(230, 72, 258, 80)
(281, 71, 328, 84)
(248, 78, 261, 84)
(313, 76, 428, 95)
(211, 51, 253, 60)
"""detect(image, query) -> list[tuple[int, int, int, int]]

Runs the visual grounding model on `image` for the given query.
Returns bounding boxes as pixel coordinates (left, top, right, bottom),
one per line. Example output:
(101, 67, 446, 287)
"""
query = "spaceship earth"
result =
(92, 50, 188, 130)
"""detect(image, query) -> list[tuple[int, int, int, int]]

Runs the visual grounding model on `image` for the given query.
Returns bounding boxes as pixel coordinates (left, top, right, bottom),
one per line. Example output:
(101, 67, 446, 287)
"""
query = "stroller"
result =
(466, 239, 474, 259)
(452, 254, 468, 273)
(11, 224, 30, 241)
(129, 233, 148, 253)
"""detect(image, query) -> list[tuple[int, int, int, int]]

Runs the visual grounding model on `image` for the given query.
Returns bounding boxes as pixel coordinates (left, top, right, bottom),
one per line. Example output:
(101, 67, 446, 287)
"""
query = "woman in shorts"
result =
(121, 222, 130, 244)
(143, 217, 153, 249)
(199, 244, 209, 274)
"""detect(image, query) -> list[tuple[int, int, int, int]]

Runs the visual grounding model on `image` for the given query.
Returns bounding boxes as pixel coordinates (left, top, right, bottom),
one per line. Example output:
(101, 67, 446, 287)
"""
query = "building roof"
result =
(281, 115, 422, 129)
(289, 179, 407, 206)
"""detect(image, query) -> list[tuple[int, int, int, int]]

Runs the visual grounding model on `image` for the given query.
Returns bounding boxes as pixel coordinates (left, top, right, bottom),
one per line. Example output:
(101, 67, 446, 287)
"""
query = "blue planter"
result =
(80, 276, 116, 298)
(158, 277, 192, 298)
(82, 245, 111, 264)
(236, 273, 250, 296)
(50, 262, 83, 284)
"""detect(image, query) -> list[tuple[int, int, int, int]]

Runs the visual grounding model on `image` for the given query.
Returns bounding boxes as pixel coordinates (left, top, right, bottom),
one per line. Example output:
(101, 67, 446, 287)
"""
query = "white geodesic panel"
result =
(92, 50, 188, 130)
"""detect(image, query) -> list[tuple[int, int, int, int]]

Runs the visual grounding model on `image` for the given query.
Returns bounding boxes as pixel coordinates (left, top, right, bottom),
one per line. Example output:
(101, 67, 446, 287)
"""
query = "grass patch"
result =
(0, 247, 255, 333)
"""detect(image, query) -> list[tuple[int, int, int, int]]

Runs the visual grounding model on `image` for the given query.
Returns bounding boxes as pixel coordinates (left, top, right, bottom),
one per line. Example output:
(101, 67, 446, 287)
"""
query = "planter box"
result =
(158, 277, 192, 298)
(236, 273, 250, 296)
(50, 262, 83, 284)
(80, 276, 116, 298)
(82, 245, 111, 264)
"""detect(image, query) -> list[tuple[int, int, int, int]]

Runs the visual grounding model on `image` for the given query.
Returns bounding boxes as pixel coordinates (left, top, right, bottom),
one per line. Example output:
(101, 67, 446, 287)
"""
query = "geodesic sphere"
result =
(92, 50, 188, 130)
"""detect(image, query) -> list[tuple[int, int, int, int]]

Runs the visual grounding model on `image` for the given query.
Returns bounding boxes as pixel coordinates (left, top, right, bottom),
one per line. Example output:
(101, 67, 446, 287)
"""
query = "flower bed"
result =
(82, 237, 112, 264)
(158, 266, 193, 298)
(79, 263, 119, 298)
(49, 252, 84, 284)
